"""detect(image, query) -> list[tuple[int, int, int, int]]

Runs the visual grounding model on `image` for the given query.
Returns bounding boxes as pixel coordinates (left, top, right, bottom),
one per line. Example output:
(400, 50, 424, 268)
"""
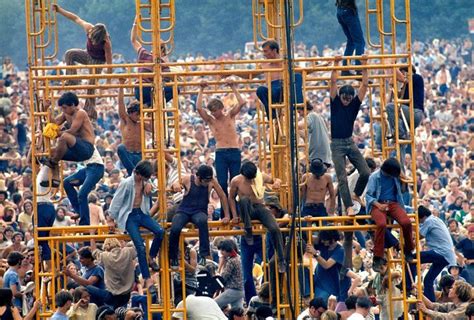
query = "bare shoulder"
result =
(77, 109, 89, 118)
(230, 174, 242, 185)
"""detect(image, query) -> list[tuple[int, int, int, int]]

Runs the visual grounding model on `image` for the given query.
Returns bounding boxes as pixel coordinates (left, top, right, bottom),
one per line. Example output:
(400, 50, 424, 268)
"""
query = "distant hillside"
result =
(1, 0, 471, 65)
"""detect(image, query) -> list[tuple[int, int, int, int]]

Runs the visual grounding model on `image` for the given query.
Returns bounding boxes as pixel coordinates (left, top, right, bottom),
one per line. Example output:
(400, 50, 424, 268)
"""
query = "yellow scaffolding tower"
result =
(25, 0, 423, 319)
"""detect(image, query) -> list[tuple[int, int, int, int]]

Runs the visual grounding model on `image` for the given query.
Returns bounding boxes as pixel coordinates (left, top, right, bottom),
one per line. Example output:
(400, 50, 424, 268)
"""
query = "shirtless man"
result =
(109, 160, 164, 292)
(228, 161, 286, 273)
(197, 80, 246, 195)
(43, 92, 95, 186)
(301, 158, 336, 220)
(254, 40, 303, 119)
(116, 79, 151, 175)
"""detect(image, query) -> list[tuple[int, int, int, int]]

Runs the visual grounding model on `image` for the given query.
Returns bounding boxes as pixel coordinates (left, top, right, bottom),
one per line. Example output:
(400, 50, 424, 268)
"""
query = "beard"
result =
(56, 215, 65, 222)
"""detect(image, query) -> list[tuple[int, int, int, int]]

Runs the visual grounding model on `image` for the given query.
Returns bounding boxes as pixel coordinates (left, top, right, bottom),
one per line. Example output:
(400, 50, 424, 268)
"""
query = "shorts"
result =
(63, 137, 94, 162)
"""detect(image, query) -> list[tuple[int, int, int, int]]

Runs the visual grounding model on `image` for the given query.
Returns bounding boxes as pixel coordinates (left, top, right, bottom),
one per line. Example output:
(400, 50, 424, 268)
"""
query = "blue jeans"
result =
(134, 86, 175, 106)
(168, 212, 210, 260)
(126, 208, 164, 279)
(86, 286, 130, 309)
(240, 235, 263, 304)
(406, 250, 448, 302)
(117, 144, 142, 176)
(215, 148, 241, 196)
(63, 164, 104, 226)
(131, 294, 161, 320)
(256, 73, 303, 119)
(36, 203, 56, 261)
(336, 7, 365, 66)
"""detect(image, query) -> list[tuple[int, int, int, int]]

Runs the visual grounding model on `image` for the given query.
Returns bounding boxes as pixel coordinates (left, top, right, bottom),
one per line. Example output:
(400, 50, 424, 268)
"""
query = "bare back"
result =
(120, 118, 141, 152)
(304, 173, 331, 204)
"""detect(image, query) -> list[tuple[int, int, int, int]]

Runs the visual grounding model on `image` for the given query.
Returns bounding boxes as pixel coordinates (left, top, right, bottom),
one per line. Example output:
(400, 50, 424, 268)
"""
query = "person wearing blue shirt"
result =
(365, 158, 415, 271)
(305, 229, 345, 301)
(407, 206, 456, 302)
(51, 291, 73, 320)
(64, 248, 105, 305)
(2, 252, 23, 309)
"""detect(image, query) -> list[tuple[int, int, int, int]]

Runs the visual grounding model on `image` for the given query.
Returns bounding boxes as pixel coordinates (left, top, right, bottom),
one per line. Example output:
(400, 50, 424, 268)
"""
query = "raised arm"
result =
(117, 78, 128, 121)
(357, 55, 369, 101)
(52, 4, 93, 33)
(104, 36, 113, 74)
(196, 81, 213, 123)
(130, 16, 141, 53)
(330, 56, 341, 100)
(227, 80, 247, 117)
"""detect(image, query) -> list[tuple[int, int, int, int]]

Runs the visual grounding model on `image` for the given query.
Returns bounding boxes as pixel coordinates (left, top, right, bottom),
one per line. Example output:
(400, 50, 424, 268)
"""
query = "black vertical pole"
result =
(283, 0, 299, 318)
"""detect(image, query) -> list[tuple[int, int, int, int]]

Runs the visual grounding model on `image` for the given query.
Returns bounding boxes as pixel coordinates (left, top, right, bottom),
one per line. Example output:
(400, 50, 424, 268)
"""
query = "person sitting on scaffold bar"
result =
(228, 161, 286, 273)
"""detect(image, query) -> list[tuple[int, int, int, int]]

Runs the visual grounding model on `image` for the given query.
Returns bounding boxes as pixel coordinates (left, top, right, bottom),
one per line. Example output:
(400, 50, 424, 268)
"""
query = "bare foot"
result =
(346, 207, 356, 216)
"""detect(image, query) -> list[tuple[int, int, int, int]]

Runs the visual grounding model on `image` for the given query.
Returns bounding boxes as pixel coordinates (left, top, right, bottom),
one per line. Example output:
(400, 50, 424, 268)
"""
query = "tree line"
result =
(0, 0, 471, 66)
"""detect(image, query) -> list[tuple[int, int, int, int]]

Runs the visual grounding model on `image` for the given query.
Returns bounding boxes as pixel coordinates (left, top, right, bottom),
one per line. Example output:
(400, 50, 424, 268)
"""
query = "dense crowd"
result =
(0, 5, 473, 320)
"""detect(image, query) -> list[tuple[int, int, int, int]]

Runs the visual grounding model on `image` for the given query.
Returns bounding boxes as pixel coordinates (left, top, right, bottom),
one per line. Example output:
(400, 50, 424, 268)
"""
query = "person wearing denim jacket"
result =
(109, 160, 164, 293)
(365, 158, 415, 271)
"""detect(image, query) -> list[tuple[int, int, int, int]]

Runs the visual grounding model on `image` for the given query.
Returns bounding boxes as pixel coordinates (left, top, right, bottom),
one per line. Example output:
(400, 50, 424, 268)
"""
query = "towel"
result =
(251, 170, 265, 200)
(42, 123, 60, 139)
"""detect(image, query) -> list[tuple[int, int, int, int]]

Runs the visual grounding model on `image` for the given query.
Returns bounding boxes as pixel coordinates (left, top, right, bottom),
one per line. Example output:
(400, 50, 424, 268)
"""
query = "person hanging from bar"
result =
(335, 0, 365, 76)
(195, 79, 246, 197)
(130, 16, 177, 106)
(329, 55, 370, 216)
(116, 78, 152, 176)
(328, 54, 371, 272)
(53, 4, 112, 85)
(41, 93, 95, 187)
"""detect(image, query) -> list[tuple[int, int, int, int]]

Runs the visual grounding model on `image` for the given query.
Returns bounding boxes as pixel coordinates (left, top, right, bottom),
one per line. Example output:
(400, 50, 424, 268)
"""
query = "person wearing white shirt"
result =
(297, 297, 327, 320)
(347, 297, 371, 320)
(171, 293, 227, 320)
(63, 147, 104, 226)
